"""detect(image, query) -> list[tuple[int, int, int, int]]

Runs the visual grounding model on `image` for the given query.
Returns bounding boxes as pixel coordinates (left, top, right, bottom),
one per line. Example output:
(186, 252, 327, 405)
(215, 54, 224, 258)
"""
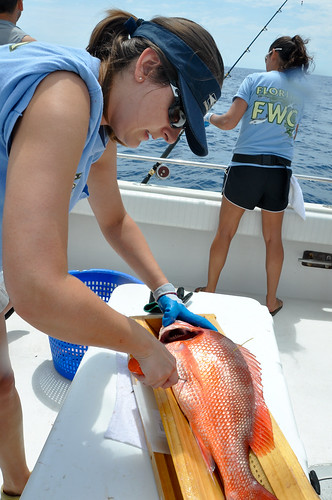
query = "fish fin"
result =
(237, 344, 275, 456)
(173, 341, 216, 472)
(191, 424, 216, 474)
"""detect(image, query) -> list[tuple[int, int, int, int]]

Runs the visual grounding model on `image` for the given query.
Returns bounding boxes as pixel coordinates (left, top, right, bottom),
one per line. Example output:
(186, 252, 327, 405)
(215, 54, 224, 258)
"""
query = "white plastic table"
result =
(21, 285, 307, 500)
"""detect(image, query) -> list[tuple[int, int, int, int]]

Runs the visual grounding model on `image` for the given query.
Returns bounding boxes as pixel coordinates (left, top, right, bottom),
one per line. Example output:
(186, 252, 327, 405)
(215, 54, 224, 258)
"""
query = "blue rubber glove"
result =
(157, 294, 218, 331)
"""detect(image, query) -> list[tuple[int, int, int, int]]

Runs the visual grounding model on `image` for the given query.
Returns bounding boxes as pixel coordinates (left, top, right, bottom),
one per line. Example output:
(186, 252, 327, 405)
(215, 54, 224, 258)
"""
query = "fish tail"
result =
(226, 480, 277, 499)
(237, 344, 275, 455)
(250, 480, 278, 499)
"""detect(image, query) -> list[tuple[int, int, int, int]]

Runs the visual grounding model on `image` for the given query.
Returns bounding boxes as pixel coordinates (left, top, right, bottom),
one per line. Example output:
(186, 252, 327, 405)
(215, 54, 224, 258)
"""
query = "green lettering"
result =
(9, 41, 31, 51)
(252, 101, 266, 119)
(286, 109, 298, 127)
(267, 103, 288, 124)
(269, 88, 278, 96)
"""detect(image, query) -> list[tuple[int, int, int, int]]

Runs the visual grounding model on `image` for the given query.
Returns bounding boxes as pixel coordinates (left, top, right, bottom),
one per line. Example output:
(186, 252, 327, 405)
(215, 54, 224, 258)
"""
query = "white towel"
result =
(104, 353, 147, 450)
(288, 175, 306, 220)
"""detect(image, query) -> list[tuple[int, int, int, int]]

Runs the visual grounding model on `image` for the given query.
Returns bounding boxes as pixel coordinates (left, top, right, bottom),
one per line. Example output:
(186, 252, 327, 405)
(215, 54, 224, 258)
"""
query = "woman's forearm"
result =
(209, 97, 248, 130)
(210, 112, 234, 130)
(101, 212, 169, 291)
(8, 271, 156, 357)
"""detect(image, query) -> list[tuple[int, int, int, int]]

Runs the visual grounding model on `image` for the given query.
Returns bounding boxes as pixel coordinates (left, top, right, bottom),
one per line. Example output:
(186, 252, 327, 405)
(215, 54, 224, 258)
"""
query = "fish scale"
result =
(160, 321, 277, 500)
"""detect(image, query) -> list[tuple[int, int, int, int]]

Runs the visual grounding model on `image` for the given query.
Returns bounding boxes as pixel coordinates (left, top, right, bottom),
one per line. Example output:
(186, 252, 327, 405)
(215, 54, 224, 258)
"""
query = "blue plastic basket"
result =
(49, 269, 142, 380)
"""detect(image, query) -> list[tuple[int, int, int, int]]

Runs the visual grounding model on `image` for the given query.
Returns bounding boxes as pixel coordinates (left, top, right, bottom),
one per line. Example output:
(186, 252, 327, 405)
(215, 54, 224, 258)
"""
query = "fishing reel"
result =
(155, 163, 170, 179)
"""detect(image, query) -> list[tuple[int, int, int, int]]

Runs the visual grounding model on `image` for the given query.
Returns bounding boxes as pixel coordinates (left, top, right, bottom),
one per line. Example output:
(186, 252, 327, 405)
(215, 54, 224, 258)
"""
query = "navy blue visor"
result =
(125, 18, 221, 156)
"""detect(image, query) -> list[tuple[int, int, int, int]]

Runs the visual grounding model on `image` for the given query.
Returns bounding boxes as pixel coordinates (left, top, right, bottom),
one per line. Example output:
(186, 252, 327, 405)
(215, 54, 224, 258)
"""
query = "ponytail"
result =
(269, 35, 314, 73)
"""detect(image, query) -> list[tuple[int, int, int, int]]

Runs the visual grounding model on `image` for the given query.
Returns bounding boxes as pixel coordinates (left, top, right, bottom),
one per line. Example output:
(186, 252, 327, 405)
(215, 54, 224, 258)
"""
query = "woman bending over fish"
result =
(196, 35, 313, 316)
(0, 9, 223, 498)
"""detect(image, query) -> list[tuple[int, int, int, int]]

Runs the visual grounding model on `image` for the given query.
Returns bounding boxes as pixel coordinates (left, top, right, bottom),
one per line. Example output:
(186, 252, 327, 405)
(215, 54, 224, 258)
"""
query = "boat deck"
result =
(1, 294, 331, 499)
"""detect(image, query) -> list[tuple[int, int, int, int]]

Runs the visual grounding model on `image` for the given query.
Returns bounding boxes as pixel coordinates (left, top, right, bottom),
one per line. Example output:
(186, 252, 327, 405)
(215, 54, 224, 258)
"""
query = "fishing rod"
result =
(140, 0, 289, 183)
(225, 0, 289, 78)
(141, 129, 184, 184)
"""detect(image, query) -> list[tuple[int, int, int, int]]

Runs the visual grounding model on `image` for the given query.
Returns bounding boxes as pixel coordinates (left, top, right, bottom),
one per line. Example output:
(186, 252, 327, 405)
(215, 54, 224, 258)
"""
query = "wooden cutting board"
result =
(132, 314, 319, 500)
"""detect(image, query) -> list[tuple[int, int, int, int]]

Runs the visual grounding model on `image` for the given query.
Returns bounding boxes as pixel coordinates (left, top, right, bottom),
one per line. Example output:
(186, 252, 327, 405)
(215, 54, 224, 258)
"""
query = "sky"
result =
(20, 0, 332, 77)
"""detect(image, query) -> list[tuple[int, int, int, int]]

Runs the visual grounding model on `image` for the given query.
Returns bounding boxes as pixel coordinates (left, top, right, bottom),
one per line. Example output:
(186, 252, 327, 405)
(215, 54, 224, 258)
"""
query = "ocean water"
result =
(117, 67, 332, 205)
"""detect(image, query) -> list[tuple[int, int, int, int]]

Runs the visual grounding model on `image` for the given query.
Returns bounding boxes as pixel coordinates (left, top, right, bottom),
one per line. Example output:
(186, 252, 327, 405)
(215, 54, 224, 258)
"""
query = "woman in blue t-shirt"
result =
(196, 35, 312, 316)
(0, 9, 223, 498)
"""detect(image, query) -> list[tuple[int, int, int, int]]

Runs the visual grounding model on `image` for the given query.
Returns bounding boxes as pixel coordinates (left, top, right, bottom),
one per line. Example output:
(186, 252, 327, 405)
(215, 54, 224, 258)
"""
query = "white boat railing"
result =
(117, 153, 332, 184)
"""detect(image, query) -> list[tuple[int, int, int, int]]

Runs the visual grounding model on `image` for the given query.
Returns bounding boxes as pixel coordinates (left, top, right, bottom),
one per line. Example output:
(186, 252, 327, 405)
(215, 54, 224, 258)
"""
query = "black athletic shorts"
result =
(222, 165, 292, 212)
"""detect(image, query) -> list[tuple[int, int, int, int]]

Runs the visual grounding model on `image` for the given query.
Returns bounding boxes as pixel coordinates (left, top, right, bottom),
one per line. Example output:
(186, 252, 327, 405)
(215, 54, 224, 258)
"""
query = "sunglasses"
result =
(265, 47, 282, 62)
(169, 82, 186, 129)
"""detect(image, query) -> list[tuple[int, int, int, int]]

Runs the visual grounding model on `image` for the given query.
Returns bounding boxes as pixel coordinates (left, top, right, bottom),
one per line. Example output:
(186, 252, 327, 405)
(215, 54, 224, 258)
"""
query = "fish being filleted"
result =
(158, 320, 277, 500)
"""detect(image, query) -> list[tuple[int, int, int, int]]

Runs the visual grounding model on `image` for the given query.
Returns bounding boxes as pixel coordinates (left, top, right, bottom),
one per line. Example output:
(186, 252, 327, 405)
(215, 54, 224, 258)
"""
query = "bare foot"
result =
(194, 286, 206, 292)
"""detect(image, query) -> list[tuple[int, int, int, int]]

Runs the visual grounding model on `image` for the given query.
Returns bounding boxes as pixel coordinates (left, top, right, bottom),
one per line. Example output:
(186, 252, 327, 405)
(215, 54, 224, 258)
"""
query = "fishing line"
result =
(140, 0, 291, 183)
(225, 0, 290, 79)
(232, 338, 254, 353)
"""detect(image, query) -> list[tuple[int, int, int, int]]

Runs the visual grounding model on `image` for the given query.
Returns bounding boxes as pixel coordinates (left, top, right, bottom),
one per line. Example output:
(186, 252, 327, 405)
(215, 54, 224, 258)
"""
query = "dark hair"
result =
(269, 35, 313, 73)
(0, 0, 17, 14)
(87, 9, 224, 141)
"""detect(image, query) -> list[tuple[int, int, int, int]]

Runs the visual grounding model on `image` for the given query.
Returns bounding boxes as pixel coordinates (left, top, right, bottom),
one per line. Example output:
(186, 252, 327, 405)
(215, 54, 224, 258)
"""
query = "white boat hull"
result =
(69, 180, 332, 301)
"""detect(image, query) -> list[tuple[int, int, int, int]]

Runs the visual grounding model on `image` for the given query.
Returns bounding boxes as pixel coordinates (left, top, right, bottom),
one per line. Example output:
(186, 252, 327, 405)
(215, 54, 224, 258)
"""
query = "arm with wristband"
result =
(153, 283, 218, 331)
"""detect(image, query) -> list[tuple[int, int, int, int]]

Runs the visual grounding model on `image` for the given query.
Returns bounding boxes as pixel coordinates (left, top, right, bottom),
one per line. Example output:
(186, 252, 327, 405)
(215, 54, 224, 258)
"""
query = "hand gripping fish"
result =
(130, 321, 277, 499)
